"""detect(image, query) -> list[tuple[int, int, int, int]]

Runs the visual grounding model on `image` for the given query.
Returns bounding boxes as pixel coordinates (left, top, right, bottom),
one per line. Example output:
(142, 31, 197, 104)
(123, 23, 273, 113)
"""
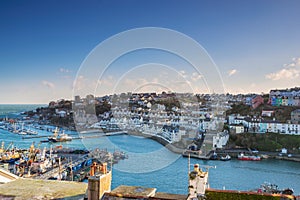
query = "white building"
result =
(213, 131, 229, 149)
(229, 125, 244, 134)
(229, 115, 300, 135)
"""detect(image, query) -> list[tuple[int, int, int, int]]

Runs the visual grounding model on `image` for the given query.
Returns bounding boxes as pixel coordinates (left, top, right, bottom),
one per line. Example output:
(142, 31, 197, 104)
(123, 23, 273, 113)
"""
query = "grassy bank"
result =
(206, 189, 296, 200)
(228, 132, 300, 154)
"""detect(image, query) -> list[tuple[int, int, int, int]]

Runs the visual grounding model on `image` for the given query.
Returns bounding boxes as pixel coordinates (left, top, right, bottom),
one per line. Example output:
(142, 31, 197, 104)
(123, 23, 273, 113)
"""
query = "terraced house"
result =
(228, 115, 300, 135)
(269, 87, 300, 106)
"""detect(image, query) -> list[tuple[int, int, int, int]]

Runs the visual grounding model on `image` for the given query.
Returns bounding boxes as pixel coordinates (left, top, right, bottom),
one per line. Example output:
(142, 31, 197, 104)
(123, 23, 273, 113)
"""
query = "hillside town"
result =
(17, 87, 300, 156)
(1, 88, 300, 199)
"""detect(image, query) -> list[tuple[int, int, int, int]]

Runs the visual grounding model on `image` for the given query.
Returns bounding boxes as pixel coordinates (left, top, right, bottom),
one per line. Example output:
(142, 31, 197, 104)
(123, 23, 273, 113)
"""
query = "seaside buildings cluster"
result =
(10, 88, 293, 147)
(72, 92, 229, 151)
(228, 87, 300, 135)
(72, 89, 298, 138)
(8, 87, 299, 155)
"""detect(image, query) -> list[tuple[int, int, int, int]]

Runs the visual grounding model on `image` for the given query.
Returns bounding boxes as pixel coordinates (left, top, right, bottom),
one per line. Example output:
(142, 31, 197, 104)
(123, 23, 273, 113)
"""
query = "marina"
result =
(0, 115, 129, 183)
(0, 105, 300, 197)
(0, 124, 300, 196)
(0, 141, 127, 182)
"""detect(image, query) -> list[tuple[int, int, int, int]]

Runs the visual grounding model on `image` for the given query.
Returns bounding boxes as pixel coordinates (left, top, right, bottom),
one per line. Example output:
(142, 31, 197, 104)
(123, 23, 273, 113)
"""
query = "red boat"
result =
(238, 153, 261, 161)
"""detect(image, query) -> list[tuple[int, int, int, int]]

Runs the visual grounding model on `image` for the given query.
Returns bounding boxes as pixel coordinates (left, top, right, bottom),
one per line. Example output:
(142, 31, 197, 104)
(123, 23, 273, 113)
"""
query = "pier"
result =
(22, 131, 127, 143)
(182, 150, 211, 160)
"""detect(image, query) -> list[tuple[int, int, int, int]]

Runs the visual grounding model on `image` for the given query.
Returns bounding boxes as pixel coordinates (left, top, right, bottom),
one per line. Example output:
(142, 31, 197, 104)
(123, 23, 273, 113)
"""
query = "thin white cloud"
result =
(42, 80, 55, 89)
(283, 57, 300, 68)
(59, 68, 71, 73)
(178, 70, 187, 78)
(191, 72, 202, 81)
(59, 68, 72, 80)
(228, 69, 237, 76)
(266, 57, 300, 80)
(265, 68, 300, 80)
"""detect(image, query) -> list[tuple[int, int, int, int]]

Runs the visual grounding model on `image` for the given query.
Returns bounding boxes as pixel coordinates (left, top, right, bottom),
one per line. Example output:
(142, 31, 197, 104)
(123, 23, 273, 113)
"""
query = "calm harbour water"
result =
(1, 105, 300, 196)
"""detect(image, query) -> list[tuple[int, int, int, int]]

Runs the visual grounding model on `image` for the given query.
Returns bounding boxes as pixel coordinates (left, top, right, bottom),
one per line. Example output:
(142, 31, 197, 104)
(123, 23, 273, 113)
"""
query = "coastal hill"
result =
(225, 101, 300, 154)
(226, 102, 300, 123)
(24, 93, 300, 155)
(25, 92, 190, 131)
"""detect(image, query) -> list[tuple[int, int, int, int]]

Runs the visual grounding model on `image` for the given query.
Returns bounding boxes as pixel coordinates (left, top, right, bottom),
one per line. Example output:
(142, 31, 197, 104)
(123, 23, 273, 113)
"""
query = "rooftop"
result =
(102, 185, 187, 200)
(0, 178, 87, 200)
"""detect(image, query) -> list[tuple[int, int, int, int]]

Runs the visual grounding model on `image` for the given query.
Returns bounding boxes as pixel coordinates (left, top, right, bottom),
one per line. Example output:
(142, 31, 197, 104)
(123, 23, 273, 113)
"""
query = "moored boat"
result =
(210, 151, 218, 160)
(18, 131, 27, 135)
(220, 154, 231, 161)
(256, 182, 295, 196)
(238, 153, 261, 161)
(26, 128, 38, 135)
(261, 154, 269, 159)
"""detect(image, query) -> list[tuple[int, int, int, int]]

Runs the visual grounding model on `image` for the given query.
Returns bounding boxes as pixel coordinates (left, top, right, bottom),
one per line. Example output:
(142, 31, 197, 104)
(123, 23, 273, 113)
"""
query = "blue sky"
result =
(1, 0, 300, 103)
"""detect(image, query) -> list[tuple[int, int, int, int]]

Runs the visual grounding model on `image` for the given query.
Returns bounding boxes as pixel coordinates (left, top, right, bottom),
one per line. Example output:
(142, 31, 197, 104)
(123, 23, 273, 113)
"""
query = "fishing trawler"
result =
(48, 128, 72, 143)
(0, 142, 21, 163)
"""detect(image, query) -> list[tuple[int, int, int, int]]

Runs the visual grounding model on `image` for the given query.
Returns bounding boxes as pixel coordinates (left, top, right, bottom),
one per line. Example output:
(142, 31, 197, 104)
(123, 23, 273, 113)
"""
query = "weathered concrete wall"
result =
(100, 171, 112, 198)
(88, 171, 112, 200)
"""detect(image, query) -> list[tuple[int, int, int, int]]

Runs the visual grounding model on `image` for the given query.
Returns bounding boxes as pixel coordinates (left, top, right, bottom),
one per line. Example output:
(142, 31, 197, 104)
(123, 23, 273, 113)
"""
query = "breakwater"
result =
(125, 129, 184, 154)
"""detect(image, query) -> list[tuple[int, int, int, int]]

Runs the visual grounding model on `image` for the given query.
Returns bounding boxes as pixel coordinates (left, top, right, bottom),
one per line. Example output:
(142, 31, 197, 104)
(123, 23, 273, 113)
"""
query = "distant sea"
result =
(0, 104, 46, 118)
(1, 104, 300, 196)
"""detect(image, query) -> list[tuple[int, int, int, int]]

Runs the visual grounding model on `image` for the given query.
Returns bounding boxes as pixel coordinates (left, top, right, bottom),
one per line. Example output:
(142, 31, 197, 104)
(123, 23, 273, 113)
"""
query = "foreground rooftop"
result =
(0, 178, 87, 200)
(102, 185, 187, 200)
